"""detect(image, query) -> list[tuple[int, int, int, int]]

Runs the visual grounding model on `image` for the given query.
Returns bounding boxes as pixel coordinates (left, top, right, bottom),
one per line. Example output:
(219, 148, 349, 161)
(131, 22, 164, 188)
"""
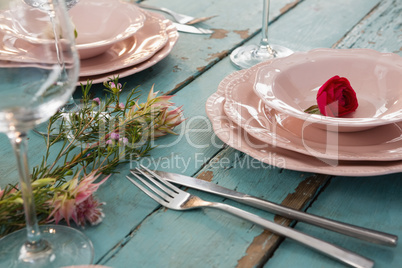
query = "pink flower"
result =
(120, 137, 128, 144)
(75, 195, 105, 226)
(125, 85, 185, 139)
(108, 82, 122, 94)
(119, 102, 125, 109)
(110, 132, 120, 140)
(93, 97, 101, 106)
(152, 105, 184, 139)
(316, 75, 358, 117)
(106, 139, 113, 145)
(46, 172, 110, 226)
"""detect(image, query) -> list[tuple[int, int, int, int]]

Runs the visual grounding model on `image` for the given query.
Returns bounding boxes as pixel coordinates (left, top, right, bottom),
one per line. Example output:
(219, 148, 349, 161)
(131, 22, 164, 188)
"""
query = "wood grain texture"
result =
(336, 0, 401, 53)
(266, 174, 402, 268)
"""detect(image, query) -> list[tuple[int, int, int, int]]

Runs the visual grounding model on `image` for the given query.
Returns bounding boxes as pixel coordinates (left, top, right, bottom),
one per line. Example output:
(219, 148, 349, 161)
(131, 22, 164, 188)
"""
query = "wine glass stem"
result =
(9, 132, 46, 252)
(259, 0, 274, 55)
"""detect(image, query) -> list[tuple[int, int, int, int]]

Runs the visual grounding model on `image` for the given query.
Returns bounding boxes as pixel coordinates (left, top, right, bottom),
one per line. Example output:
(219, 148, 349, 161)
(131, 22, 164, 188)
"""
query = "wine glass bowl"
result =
(0, 0, 94, 267)
(0, 4, 78, 131)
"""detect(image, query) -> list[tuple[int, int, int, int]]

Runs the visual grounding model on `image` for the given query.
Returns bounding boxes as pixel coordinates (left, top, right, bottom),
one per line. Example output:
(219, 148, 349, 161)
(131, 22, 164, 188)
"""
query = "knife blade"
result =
(172, 22, 213, 34)
(152, 170, 397, 247)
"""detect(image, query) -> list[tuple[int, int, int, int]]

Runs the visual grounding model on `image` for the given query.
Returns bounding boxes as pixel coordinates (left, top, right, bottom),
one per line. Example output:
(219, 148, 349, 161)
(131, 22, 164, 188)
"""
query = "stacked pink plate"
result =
(206, 48, 402, 176)
(0, 0, 178, 84)
(72, 0, 179, 84)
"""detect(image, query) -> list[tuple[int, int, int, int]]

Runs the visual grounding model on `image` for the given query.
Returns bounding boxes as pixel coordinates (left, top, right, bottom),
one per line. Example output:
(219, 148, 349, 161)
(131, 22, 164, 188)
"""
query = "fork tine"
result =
(139, 165, 182, 194)
(126, 175, 169, 206)
(130, 171, 172, 202)
(135, 168, 178, 198)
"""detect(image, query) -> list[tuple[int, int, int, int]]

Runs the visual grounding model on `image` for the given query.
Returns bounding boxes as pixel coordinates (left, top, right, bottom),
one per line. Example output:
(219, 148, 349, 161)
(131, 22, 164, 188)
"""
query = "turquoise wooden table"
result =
(1, 0, 401, 267)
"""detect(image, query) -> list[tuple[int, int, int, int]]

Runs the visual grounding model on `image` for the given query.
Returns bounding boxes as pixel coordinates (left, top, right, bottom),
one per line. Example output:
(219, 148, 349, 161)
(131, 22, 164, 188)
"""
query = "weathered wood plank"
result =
(265, 174, 402, 268)
(336, 0, 401, 53)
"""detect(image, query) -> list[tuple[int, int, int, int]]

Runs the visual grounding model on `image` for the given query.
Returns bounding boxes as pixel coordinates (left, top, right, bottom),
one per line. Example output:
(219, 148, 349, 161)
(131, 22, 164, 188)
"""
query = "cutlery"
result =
(172, 23, 213, 35)
(138, 3, 216, 25)
(127, 166, 374, 268)
(135, 169, 398, 247)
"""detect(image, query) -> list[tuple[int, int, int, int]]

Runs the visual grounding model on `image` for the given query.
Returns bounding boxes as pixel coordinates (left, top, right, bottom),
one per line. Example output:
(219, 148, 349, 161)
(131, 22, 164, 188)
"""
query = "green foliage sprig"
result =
(0, 77, 184, 236)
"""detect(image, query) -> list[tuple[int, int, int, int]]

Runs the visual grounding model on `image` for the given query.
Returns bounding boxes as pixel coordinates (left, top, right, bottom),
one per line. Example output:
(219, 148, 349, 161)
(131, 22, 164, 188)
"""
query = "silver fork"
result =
(138, 3, 216, 25)
(127, 167, 374, 268)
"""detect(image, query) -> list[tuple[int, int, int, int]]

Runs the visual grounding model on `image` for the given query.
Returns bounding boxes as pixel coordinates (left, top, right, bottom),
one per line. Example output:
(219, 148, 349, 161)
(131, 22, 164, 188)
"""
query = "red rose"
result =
(316, 75, 358, 117)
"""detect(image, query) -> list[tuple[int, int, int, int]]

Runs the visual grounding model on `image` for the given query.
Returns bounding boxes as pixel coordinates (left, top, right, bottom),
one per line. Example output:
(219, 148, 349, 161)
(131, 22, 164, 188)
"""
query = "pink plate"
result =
(79, 11, 169, 77)
(0, 0, 146, 60)
(223, 66, 402, 161)
(78, 12, 178, 84)
(206, 72, 402, 177)
(70, 0, 146, 59)
(253, 48, 402, 132)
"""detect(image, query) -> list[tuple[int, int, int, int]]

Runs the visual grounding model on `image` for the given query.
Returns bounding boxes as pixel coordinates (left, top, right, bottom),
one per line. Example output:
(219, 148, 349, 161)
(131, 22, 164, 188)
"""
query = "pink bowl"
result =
(70, 0, 146, 59)
(253, 48, 402, 132)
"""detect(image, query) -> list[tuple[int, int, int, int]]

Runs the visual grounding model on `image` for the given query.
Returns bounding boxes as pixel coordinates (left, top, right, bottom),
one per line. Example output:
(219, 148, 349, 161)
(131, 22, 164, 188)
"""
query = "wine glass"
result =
(0, 0, 93, 267)
(230, 0, 293, 69)
(25, 0, 81, 136)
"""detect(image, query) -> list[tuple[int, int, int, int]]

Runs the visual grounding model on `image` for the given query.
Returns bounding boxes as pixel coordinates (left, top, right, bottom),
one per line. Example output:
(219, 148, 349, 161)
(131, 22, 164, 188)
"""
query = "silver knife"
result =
(172, 22, 213, 34)
(152, 170, 397, 247)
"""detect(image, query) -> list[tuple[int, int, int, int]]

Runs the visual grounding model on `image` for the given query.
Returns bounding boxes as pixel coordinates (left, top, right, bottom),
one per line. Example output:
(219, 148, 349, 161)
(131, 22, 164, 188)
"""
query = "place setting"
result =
(207, 47, 402, 177)
(70, 0, 180, 84)
(70, 0, 215, 84)
(206, 0, 402, 177)
(0, 0, 180, 85)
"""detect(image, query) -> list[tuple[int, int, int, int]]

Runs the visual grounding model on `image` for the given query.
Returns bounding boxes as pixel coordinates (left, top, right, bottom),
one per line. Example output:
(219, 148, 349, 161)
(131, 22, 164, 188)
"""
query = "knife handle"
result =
(210, 202, 373, 268)
(237, 195, 397, 247)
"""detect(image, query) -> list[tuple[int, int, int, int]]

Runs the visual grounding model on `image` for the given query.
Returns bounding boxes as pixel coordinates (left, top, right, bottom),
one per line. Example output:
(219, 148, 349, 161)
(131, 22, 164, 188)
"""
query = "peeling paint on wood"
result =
(197, 66, 206, 72)
(209, 29, 229, 39)
(196, 170, 214, 182)
(172, 65, 181, 72)
(169, 76, 195, 95)
(233, 29, 250, 40)
(279, 0, 300, 14)
(237, 229, 283, 268)
(206, 50, 229, 61)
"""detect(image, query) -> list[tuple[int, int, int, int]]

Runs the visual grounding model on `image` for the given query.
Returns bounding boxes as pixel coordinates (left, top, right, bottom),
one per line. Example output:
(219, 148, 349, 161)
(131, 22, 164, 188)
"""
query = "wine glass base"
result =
(0, 225, 94, 268)
(230, 44, 293, 69)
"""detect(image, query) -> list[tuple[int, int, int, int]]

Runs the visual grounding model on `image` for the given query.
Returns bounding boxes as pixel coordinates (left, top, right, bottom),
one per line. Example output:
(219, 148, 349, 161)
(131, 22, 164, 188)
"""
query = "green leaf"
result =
(304, 105, 321, 115)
